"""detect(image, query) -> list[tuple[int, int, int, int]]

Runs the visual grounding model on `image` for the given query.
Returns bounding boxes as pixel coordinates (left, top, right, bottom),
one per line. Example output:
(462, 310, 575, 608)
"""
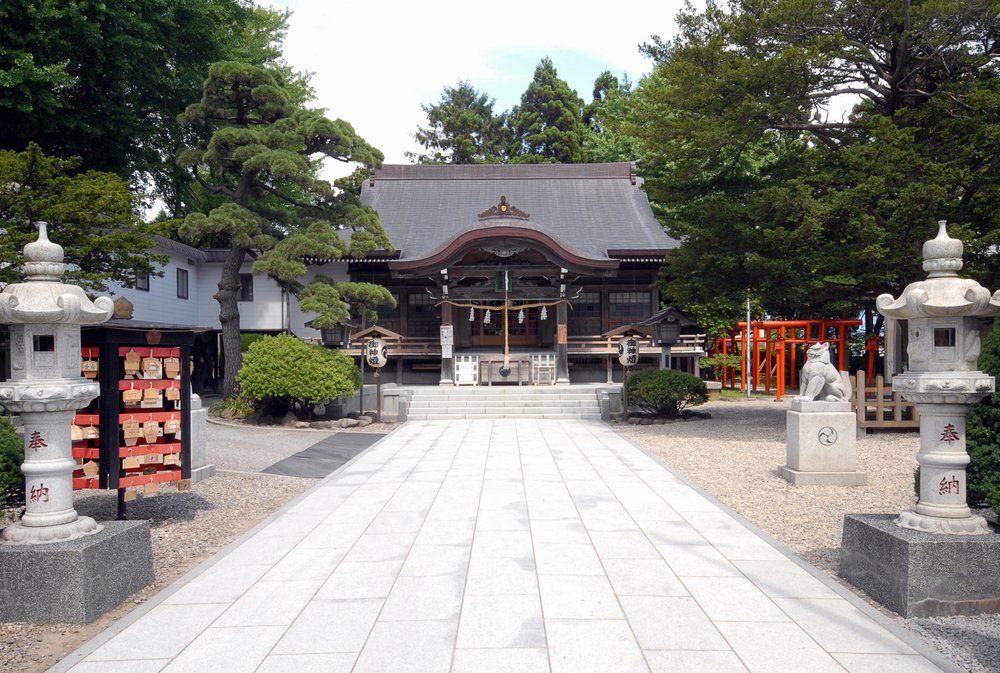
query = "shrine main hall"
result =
(344, 162, 693, 384)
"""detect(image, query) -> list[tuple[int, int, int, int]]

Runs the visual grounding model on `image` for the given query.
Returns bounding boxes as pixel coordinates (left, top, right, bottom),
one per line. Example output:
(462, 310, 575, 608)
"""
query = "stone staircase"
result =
(403, 385, 608, 421)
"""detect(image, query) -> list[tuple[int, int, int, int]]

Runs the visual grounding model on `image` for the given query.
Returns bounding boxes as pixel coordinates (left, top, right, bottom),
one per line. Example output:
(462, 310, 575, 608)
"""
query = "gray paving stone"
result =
(255, 653, 357, 673)
(539, 575, 622, 619)
(316, 560, 403, 600)
(589, 531, 660, 559)
(67, 661, 169, 673)
(602, 558, 688, 597)
(465, 556, 538, 595)
(546, 619, 648, 673)
(711, 533, 788, 561)
(530, 518, 589, 544)
(656, 542, 742, 577)
(452, 648, 550, 673)
(832, 653, 947, 673)
(683, 577, 789, 622)
(400, 544, 471, 577)
(353, 619, 458, 673)
(773, 598, 916, 654)
(261, 547, 348, 582)
(163, 564, 271, 605)
(214, 580, 322, 627)
(646, 650, 749, 673)
(638, 520, 706, 545)
(297, 521, 370, 549)
(534, 542, 605, 575)
(380, 574, 464, 621)
(159, 625, 285, 673)
(414, 518, 476, 545)
(272, 598, 382, 654)
(716, 621, 847, 673)
(620, 596, 728, 650)
(457, 594, 545, 648)
(367, 510, 428, 534)
(342, 532, 417, 563)
(732, 560, 839, 599)
(472, 530, 533, 558)
(84, 603, 228, 661)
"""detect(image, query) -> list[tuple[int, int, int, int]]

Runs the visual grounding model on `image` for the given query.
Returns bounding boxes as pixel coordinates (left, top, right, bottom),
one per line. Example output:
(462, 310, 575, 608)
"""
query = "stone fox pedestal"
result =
(781, 399, 867, 486)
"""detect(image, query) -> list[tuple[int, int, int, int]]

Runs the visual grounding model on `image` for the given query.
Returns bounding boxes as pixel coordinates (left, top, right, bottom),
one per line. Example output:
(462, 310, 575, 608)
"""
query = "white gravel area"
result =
(618, 396, 1000, 673)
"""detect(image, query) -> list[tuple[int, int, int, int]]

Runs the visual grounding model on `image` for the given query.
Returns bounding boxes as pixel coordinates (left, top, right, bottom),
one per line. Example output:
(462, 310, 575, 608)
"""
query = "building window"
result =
(609, 291, 651, 329)
(569, 292, 602, 336)
(238, 273, 254, 302)
(135, 273, 149, 291)
(407, 292, 437, 338)
(176, 268, 189, 299)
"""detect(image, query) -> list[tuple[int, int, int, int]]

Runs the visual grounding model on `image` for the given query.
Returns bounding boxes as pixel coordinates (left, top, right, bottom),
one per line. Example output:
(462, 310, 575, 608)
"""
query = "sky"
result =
(263, 0, 690, 175)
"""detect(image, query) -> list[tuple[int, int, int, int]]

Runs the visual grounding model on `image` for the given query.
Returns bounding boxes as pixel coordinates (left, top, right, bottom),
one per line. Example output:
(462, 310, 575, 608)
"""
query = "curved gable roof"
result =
(360, 163, 678, 264)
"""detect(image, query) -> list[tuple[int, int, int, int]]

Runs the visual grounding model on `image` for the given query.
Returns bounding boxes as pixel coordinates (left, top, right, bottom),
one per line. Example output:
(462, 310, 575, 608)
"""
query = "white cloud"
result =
(264, 0, 687, 173)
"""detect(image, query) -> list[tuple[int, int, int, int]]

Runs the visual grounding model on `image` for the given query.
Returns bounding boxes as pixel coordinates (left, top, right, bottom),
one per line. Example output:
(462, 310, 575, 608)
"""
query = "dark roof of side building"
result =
(360, 163, 678, 263)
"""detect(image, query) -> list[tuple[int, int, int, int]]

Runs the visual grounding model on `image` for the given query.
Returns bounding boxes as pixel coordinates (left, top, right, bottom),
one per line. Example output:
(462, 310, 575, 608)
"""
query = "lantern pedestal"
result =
(839, 513, 1000, 617)
(0, 520, 154, 623)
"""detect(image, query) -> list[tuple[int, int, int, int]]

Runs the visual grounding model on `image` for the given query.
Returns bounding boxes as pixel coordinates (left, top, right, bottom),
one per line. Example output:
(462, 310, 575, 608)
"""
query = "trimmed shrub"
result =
(626, 368, 708, 418)
(240, 333, 268, 352)
(0, 416, 24, 508)
(967, 321, 1000, 513)
(238, 334, 362, 419)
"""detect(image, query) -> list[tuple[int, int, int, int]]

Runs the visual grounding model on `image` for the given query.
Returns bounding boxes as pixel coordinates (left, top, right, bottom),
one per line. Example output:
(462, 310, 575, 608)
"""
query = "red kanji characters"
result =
(940, 424, 960, 444)
(27, 431, 47, 451)
(29, 483, 49, 503)
(938, 475, 961, 496)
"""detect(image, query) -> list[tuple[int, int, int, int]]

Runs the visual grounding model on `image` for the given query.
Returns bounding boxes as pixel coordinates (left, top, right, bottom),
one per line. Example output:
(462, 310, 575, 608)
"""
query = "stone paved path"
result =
(51, 420, 956, 673)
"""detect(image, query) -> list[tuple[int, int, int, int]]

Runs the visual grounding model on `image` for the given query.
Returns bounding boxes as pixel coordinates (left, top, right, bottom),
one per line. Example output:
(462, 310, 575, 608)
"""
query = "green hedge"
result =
(626, 368, 708, 418)
(967, 322, 1000, 514)
(0, 417, 23, 508)
(237, 334, 361, 418)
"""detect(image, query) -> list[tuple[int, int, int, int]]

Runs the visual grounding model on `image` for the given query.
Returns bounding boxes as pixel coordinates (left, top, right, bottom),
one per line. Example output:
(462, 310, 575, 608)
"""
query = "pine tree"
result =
(409, 82, 508, 164)
(508, 58, 589, 164)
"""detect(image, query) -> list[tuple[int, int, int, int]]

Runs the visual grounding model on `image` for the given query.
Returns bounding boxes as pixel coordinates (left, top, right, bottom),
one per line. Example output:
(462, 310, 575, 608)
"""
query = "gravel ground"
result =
(618, 397, 1000, 673)
(0, 418, 397, 673)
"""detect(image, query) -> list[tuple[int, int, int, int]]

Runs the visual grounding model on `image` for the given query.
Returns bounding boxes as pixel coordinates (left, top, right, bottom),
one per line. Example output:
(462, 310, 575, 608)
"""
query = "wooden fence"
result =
(852, 370, 919, 431)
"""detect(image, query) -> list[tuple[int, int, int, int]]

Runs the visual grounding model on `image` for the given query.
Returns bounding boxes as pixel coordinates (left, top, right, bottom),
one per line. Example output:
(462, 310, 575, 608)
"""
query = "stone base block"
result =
(190, 463, 216, 484)
(786, 409, 859, 473)
(839, 513, 1000, 617)
(779, 466, 867, 486)
(0, 520, 153, 623)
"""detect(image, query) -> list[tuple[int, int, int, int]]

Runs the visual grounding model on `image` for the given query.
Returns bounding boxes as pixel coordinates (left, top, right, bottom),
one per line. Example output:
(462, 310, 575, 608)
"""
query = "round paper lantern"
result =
(365, 338, 388, 368)
(618, 335, 639, 367)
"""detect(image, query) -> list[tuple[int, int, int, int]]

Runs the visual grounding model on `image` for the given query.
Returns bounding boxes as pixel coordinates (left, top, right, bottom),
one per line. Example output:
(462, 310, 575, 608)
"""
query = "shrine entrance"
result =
(472, 307, 540, 347)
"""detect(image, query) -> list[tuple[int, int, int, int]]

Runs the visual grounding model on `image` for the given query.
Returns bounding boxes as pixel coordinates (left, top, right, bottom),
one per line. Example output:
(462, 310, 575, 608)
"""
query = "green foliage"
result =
(508, 58, 589, 164)
(967, 322, 1000, 513)
(209, 392, 256, 419)
(0, 417, 23, 508)
(241, 333, 268, 352)
(299, 279, 396, 330)
(238, 334, 361, 417)
(627, 368, 708, 418)
(700, 353, 742, 380)
(0, 143, 165, 293)
(408, 81, 509, 164)
(178, 60, 390, 398)
(623, 0, 1000, 319)
(0, 0, 292, 209)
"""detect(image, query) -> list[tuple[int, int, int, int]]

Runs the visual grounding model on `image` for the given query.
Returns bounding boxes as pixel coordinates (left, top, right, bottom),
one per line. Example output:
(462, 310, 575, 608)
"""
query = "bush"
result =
(626, 368, 708, 418)
(209, 393, 256, 419)
(0, 416, 24, 508)
(967, 321, 1000, 514)
(240, 333, 268, 352)
(237, 334, 361, 418)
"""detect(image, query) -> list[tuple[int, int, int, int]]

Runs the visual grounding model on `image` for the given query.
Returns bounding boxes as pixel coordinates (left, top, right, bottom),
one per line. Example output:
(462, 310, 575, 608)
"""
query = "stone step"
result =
(407, 413, 604, 421)
(408, 399, 599, 409)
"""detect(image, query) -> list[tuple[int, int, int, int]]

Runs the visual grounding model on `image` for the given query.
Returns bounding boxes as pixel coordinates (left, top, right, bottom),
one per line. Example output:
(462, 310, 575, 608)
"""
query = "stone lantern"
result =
(0, 223, 113, 544)
(876, 221, 1000, 535)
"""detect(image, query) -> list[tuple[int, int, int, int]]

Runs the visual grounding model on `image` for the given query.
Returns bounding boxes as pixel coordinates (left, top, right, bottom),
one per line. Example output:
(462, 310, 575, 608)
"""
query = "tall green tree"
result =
(0, 143, 163, 293)
(0, 0, 290, 211)
(177, 61, 391, 398)
(408, 81, 508, 164)
(630, 0, 1000, 332)
(508, 58, 589, 164)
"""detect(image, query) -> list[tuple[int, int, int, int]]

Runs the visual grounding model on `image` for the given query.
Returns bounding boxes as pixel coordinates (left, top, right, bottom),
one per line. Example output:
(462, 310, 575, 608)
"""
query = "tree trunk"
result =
(216, 246, 248, 399)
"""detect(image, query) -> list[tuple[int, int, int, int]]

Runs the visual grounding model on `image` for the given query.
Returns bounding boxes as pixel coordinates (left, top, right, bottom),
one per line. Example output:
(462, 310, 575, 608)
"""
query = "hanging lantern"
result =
(484, 309, 491, 325)
(469, 306, 475, 322)
(518, 308, 525, 325)
(365, 338, 388, 368)
(618, 335, 639, 367)
(540, 306, 547, 321)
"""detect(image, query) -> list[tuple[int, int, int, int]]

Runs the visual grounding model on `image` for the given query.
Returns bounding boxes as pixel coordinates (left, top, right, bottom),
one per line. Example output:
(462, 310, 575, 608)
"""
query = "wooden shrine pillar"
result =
(556, 302, 570, 384)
